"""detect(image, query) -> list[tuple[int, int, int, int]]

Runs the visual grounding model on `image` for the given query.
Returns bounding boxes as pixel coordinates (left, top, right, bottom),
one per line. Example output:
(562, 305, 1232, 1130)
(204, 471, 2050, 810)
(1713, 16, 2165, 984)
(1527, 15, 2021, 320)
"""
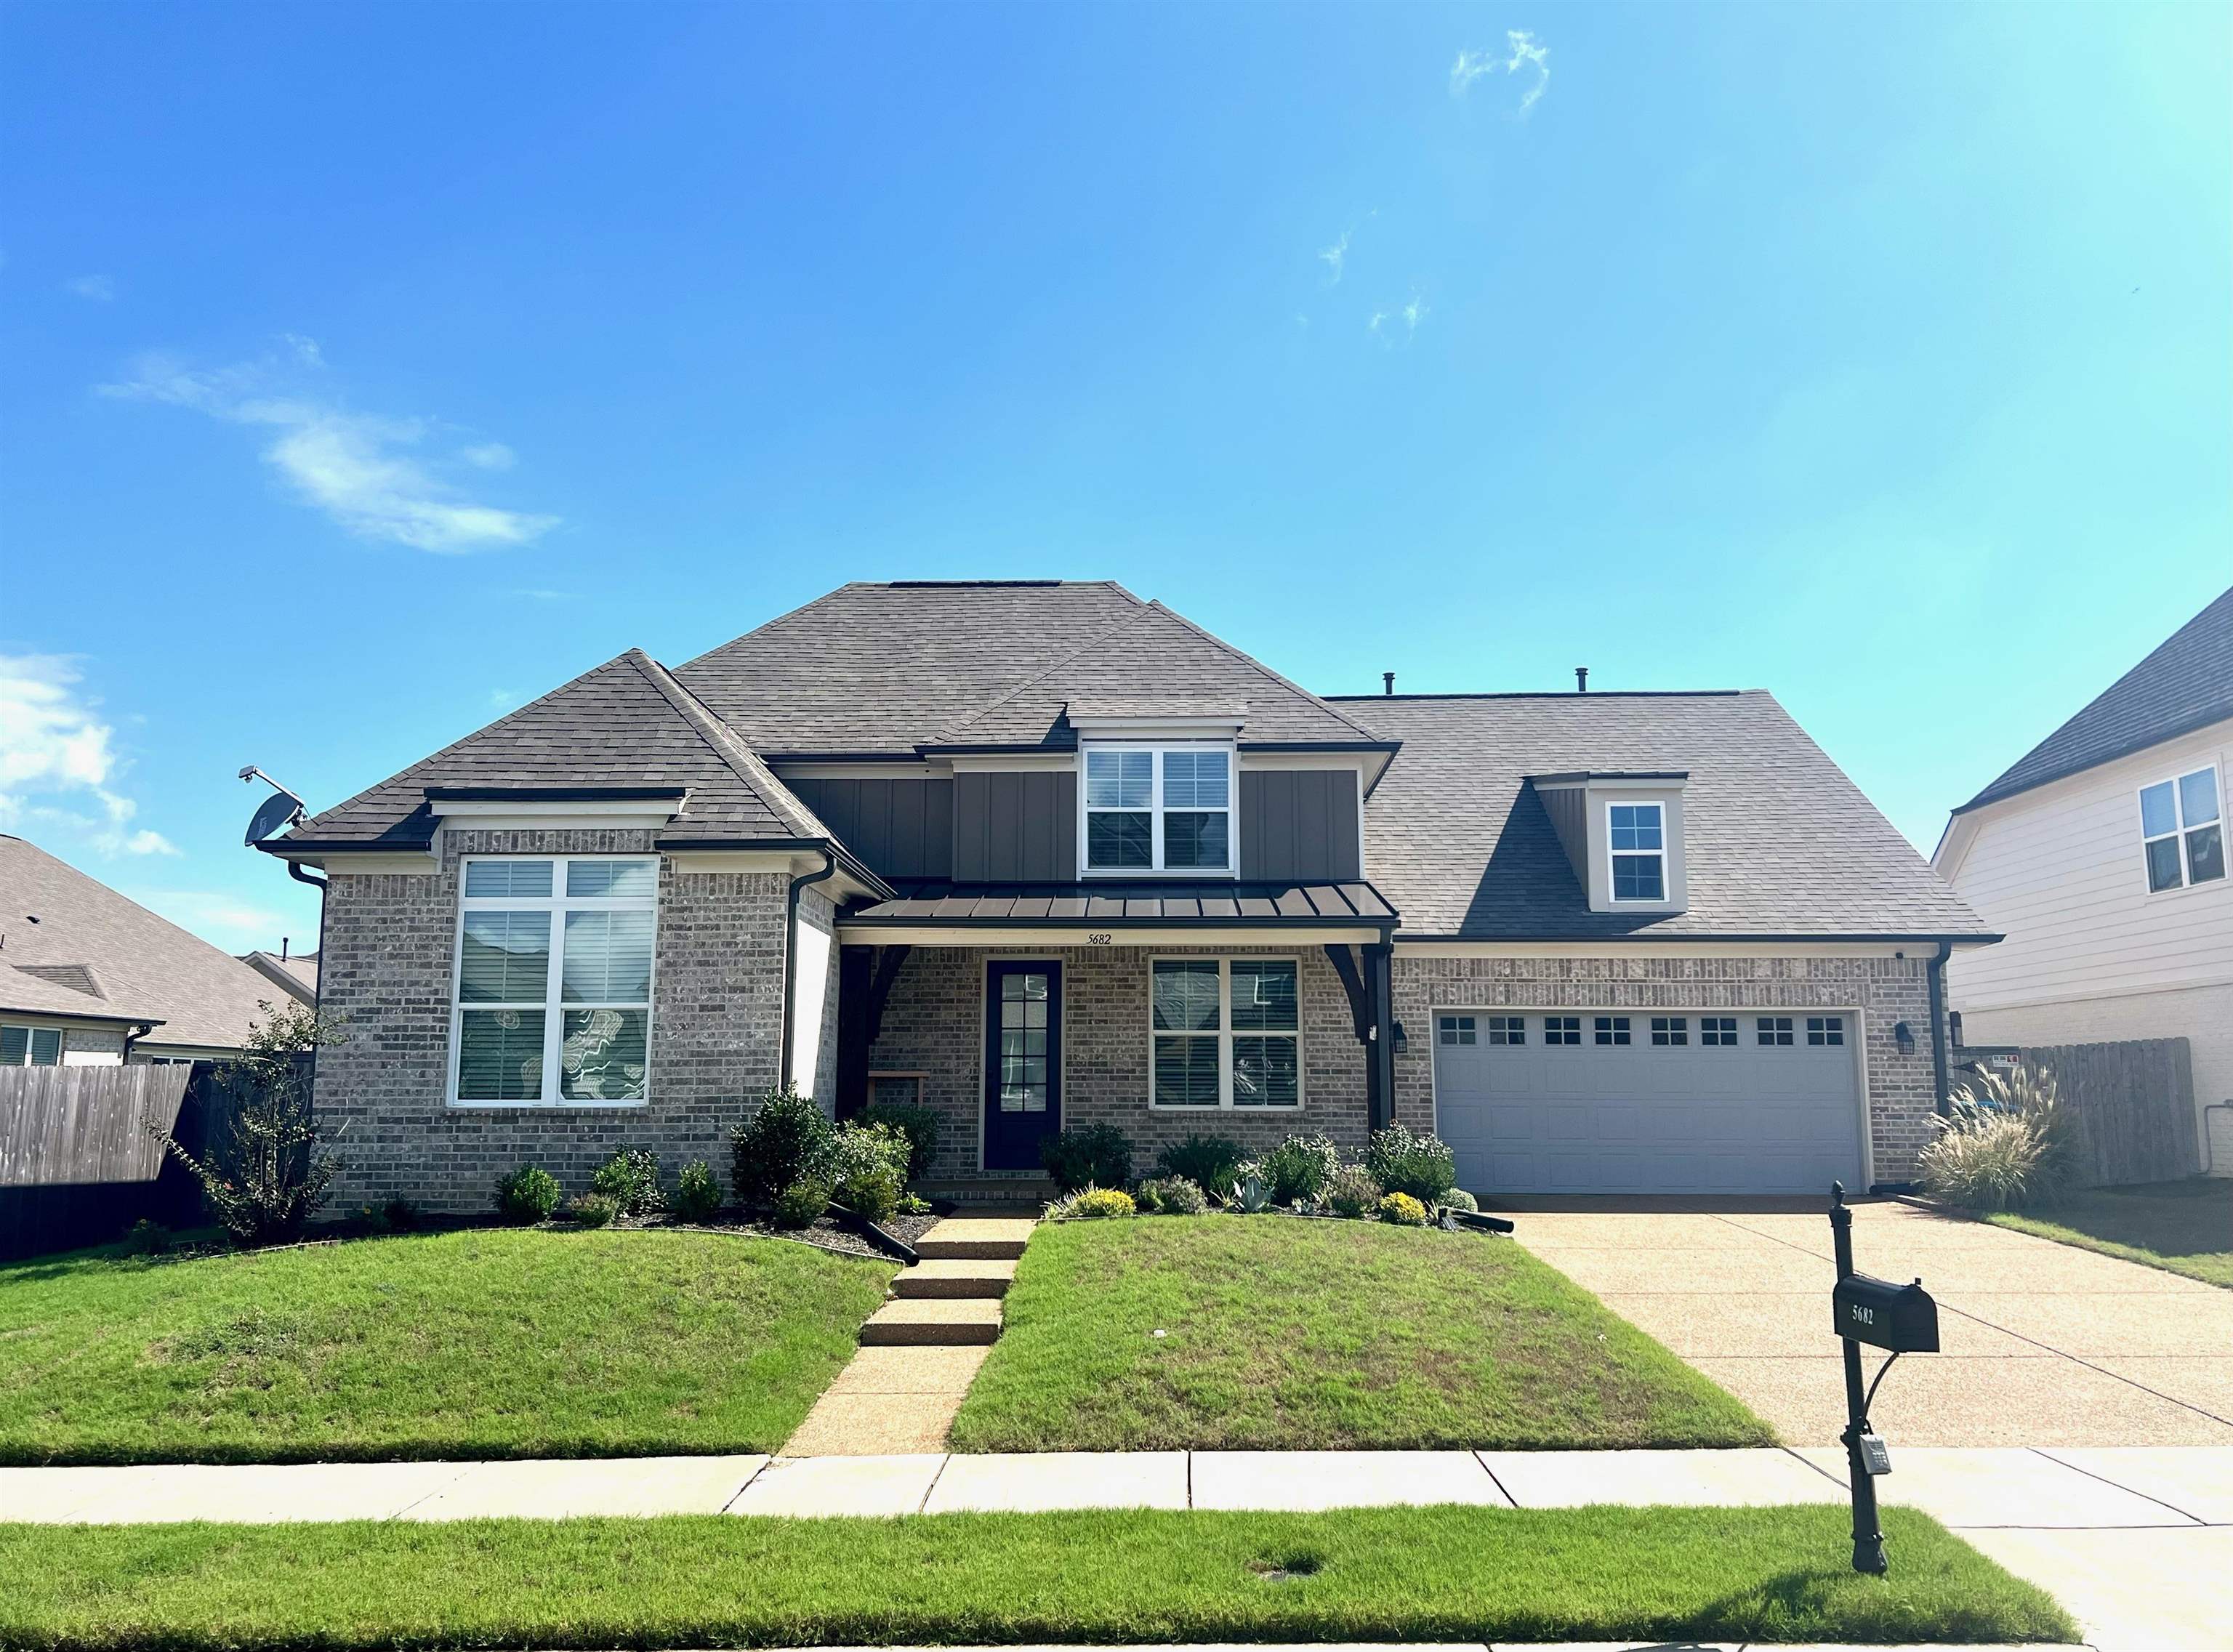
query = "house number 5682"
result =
(1087, 932, 1114, 946)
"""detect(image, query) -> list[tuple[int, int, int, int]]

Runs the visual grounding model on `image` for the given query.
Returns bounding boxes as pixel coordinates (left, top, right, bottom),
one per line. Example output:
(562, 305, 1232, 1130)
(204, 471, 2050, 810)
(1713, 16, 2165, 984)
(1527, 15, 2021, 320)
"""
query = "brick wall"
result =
(315, 829, 793, 1212)
(1389, 952, 1940, 1182)
(865, 945, 1374, 1179)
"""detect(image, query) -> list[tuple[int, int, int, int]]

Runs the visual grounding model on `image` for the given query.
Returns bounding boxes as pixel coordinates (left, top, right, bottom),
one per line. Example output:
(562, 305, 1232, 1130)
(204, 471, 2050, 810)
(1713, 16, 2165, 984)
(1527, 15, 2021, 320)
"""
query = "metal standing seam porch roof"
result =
(841, 879, 1399, 930)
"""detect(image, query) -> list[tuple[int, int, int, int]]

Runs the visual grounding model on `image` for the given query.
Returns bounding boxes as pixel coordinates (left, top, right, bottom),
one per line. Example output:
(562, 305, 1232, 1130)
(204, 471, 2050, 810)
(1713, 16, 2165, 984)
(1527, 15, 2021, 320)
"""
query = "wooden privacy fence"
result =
(0, 1063, 198, 1262)
(1957, 1037, 2197, 1188)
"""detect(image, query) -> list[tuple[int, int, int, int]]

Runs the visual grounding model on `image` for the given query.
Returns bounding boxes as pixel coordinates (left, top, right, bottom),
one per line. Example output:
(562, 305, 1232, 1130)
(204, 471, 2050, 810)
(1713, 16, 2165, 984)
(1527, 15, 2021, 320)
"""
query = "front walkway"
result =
(1510, 1201, 2233, 1445)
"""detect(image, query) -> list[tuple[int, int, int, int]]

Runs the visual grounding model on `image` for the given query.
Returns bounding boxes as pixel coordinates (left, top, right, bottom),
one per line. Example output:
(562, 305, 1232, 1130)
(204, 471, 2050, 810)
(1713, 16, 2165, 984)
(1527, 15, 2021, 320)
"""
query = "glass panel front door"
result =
(983, 961, 1062, 1169)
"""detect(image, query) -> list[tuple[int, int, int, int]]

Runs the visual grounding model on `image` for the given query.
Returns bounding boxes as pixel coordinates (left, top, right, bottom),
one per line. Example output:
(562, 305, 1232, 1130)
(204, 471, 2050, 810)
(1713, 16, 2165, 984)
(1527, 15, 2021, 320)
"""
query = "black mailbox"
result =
(1832, 1273, 1939, 1353)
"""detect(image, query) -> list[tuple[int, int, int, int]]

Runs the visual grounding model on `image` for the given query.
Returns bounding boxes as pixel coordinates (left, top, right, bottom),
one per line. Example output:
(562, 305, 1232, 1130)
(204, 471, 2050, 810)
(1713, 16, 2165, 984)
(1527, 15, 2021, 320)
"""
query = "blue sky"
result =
(3, 2, 2227, 954)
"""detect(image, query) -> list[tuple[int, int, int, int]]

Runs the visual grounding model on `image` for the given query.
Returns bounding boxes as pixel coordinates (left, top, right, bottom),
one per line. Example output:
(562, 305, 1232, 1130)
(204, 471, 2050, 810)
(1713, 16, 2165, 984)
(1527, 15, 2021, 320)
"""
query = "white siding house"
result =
(1934, 588, 2233, 1174)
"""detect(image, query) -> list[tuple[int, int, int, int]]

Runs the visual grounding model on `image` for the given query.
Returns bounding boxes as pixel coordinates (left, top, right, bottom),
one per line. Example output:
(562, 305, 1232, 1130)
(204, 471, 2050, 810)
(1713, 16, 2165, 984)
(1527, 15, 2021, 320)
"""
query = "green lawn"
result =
(1988, 1177, 2232, 1288)
(0, 1228, 893, 1465)
(949, 1215, 1772, 1451)
(0, 1506, 2074, 1649)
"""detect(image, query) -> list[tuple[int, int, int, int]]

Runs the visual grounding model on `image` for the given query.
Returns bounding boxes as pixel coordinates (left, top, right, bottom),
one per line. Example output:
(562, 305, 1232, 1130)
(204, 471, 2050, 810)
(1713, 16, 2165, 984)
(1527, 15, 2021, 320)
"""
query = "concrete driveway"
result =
(1509, 1198, 2233, 1446)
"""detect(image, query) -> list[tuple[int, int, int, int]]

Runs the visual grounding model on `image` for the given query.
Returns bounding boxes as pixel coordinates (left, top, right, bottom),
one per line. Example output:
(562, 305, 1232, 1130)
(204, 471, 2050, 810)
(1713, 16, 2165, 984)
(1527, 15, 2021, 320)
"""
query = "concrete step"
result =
(859, 1297, 1004, 1347)
(912, 1216, 1036, 1262)
(892, 1258, 1015, 1299)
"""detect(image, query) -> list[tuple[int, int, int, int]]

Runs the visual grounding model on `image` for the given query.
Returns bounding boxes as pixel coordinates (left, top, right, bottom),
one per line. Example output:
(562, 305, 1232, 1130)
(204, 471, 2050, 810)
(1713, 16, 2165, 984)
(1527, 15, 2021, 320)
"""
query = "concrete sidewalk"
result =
(6, 1446, 2225, 1648)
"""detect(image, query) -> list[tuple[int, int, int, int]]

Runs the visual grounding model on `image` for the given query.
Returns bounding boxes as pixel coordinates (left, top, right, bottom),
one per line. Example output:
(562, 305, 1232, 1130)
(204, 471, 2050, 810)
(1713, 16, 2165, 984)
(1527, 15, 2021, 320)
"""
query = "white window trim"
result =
(1606, 799, 1668, 903)
(0, 1023, 65, 1066)
(448, 854, 659, 1108)
(1079, 742, 1237, 878)
(1147, 955, 1303, 1111)
(2137, 763, 2226, 896)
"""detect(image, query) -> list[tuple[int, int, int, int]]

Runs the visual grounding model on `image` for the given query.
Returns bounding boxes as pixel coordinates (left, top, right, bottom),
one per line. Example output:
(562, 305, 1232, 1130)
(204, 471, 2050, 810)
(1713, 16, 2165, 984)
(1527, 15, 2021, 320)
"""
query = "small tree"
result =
(155, 999, 348, 1246)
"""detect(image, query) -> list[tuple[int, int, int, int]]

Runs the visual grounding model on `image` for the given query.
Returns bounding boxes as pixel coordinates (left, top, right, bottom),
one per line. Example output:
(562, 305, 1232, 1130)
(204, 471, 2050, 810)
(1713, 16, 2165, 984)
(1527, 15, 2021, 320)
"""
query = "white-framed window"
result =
(1545, 1015, 1582, 1046)
(1437, 1014, 1476, 1046)
(1807, 1015, 1846, 1047)
(0, 1025, 63, 1065)
(1082, 745, 1234, 874)
(1608, 802, 1667, 901)
(1758, 1015, 1795, 1047)
(1651, 1015, 1688, 1046)
(2139, 767, 2225, 893)
(451, 855, 657, 1107)
(1699, 1015, 1739, 1047)
(1487, 1015, 1526, 1045)
(1150, 956, 1300, 1109)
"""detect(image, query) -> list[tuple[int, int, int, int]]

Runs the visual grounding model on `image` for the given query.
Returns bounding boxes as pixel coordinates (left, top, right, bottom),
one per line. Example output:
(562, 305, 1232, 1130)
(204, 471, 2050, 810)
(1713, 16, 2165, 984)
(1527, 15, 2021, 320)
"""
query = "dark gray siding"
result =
(787, 777, 954, 881)
(1537, 784, 1587, 887)
(1240, 770, 1361, 882)
(954, 770, 1077, 881)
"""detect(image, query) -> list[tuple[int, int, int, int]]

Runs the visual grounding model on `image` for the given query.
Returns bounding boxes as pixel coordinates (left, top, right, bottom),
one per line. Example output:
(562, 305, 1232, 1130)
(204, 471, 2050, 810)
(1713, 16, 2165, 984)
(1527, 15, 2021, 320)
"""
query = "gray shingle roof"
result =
(1344, 692, 1989, 940)
(1956, 584, 2233, 814)
(0, 837, 286, 1045)
(282, 649, 834, 849)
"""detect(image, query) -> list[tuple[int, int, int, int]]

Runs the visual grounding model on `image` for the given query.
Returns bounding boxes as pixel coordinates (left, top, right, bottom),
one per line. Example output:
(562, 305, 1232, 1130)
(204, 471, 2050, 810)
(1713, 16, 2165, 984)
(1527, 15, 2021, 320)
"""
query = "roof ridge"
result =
(625, 650, 836, 840)
(1140, 601, 1393, 742)
(933, 602, 1163, 741)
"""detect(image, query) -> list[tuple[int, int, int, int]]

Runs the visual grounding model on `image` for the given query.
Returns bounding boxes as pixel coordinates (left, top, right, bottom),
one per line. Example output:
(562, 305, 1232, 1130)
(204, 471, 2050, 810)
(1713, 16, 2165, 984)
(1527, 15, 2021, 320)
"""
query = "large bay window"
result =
(1150, 957, 1300, 1108)
(1083, 746, 1233, 874)
(452, 856, 656, 1105)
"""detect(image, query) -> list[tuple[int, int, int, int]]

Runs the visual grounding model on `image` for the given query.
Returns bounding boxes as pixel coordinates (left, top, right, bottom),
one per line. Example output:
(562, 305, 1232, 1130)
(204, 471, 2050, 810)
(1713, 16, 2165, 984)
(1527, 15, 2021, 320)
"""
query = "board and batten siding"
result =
(786, 777, 954, 882)
(1239, 769, 1361, 882)
(1940, 716, 2233, 1167)
(954, 770, 1077, 882)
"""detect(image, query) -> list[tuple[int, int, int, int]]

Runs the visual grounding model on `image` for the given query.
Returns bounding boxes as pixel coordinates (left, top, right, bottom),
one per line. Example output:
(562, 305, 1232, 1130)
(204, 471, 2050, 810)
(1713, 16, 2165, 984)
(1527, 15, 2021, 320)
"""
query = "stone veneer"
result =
(315, 828, 836, 1212)
(1388, 952, 1941, 1182)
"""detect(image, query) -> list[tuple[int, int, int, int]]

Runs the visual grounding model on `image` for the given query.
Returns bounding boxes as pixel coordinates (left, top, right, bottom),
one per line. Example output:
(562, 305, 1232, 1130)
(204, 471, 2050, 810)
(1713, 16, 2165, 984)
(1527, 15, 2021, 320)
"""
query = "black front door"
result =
(983, 961, 1061, 1170)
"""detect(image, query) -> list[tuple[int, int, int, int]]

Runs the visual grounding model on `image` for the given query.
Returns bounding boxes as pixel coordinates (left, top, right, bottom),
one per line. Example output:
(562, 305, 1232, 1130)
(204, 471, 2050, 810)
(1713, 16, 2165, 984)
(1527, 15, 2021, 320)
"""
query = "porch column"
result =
(1364, 940, 1396, 1131)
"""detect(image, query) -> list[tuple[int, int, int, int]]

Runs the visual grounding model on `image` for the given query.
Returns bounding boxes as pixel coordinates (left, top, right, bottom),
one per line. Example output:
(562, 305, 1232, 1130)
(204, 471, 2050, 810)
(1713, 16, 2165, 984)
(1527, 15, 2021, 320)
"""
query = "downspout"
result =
(286, 861, 329, 1107)
(1926, 940, 1954, 1118)
(778, 850, 837, 1093)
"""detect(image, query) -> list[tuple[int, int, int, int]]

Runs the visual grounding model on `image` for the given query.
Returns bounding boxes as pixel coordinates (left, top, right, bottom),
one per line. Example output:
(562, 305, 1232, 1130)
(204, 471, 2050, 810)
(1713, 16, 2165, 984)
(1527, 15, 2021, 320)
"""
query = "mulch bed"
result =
(703, 1209, 942, 1260)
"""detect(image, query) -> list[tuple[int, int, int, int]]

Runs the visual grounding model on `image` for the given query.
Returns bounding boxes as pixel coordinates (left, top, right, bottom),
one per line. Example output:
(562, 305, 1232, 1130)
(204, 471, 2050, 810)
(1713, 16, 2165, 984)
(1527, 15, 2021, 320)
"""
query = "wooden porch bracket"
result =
(834, 943, 912, 1118)
(1322, 943, 1373, 1043)
(1324, 942, 1396, 1130)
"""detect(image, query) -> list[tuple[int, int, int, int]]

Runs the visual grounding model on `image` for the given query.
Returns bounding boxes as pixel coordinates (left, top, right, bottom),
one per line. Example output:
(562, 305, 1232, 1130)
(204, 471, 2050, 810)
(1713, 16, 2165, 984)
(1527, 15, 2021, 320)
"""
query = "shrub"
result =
(1156, 1132, 1244, 1198)
(1366, 1123, 1457, 1204)
(1258, 1132, 1340, 1205)
(1440, 1187, 1479, 1213)
(590, 1148, 665, 1217)
(731, 1085, 834, 1206)
(1324, 1164, 1380, 1218)
(122, 1219, 171, 1256)
(382, 1198, 425, 1231)
(1135, 1174, 1208, 1215)
(151, 998, 347, 1247)
(1050, 1185, 1136, 1220)
(1226, 1171, 1274, 1214)
(669, 1159, 723, 1223)
(860, 1103, 942, 1181)
(494, 1165, 563, 1225)
(1922, 1065, 2072, 1212)
(1041, 1124, 1133, 1193)
(896, 1190, 934, 1216)
(567, 1192, 619, 1228)
(772, 1176, 832, 1229)
(1379, 1190, 1430, 1226)
(827, 1122, 910, 1223)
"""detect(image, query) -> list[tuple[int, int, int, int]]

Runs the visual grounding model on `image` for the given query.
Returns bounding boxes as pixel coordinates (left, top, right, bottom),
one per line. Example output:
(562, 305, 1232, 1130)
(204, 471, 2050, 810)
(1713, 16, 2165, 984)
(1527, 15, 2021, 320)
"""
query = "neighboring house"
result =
(0, 835, 282, 1064)
(238, 947, 318, 1007)
(1934, 584, 2233, 1174)
(264, 581, 1989, 1211)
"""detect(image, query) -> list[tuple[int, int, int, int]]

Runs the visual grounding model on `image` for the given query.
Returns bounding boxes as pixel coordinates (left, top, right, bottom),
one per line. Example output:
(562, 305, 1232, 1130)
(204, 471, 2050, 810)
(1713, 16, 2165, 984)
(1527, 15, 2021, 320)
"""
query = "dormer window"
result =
(1082, 746, 1234, 874)
(1609, 802, 1667, 901)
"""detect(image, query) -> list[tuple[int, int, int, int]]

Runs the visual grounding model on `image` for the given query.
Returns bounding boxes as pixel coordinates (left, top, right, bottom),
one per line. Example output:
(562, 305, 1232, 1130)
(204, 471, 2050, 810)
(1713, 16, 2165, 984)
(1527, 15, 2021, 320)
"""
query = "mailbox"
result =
(1832, 1272, 1939, 1354)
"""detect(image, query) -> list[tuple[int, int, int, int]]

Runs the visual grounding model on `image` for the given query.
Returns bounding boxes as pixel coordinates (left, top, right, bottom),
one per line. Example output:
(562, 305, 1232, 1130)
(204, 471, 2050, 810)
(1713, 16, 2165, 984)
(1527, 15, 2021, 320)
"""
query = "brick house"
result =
(264, 581, 1992, 1209)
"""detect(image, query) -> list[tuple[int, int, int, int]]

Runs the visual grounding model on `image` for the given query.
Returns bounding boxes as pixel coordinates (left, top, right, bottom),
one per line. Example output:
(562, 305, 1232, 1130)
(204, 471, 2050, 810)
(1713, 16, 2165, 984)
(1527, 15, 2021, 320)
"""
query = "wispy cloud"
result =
(65, 274, 116, 302)
(1367, 292, 1430, 347)
(0, 653, 179, 858)
(98, 340, 558, 553)
(1318, 231, 1351, 285)
(1451, 31, 1550, 116)
(511, 587, 577, 602)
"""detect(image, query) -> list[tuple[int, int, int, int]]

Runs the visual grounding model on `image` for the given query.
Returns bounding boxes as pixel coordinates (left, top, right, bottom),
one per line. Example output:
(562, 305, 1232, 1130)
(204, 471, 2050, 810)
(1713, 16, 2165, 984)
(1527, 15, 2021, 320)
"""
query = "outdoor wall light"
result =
(1391, 1020, 1409, 1056)
(1894, 1021, 1915, 1056)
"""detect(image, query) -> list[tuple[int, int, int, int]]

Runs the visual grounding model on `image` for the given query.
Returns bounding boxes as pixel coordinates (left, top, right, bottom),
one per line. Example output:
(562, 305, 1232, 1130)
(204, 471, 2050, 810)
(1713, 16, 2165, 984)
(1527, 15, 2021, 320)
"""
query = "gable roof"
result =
(280, 648, 839, 850)
(0, 836, 283, 1047)
(238, 950, 318, 1005)
(1956, 584, 2233, 815)
(1345, 692, 1989, 940)
(935, 602, 1388, 748)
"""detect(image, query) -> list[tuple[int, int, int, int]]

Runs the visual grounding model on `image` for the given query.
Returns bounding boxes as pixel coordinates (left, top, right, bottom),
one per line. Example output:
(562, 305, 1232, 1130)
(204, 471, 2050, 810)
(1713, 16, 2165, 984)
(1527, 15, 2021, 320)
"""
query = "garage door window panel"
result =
(1545, 1015, 1581, 1047)
(1757, 1016, 1795, 1047)
(1594, 1015, 1631, 1046)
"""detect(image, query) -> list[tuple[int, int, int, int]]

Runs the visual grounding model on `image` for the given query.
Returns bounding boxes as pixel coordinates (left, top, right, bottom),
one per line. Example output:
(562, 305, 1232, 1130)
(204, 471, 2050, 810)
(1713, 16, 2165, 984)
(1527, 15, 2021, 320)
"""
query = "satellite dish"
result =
(244, 788, 305, 847)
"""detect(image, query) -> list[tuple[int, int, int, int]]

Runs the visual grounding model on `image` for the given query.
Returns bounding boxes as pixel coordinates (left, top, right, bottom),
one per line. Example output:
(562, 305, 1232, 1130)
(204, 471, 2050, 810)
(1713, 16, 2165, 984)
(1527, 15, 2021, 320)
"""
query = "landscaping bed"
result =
(1981, 1177, 2232, 1288)
(0, 1228, 893, 1465)
(0, 1504, 2074, 1648)
(949, 1214, 1774, 1451)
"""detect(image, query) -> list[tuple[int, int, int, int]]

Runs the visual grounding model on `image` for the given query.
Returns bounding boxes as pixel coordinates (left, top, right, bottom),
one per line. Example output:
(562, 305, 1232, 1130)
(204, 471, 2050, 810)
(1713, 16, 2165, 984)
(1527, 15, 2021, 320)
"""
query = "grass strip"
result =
(1984, 1179, 2232, 1289)
(951, 1215, 1773, 1451)
(0, 1229, 893, 1464)
(0, 1504, 2075, 1649)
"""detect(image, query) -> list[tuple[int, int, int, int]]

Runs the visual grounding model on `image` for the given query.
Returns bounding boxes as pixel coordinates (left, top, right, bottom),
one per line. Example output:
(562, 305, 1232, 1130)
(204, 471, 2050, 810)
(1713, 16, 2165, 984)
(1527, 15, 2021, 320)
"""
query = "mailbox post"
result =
(1828, 1182, 1939, 1575)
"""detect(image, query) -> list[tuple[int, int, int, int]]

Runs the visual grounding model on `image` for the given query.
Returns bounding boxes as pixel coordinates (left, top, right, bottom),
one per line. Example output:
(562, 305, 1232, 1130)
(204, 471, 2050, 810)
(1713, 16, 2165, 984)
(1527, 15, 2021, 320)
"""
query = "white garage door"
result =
(1431, 1010, 1866, 1196)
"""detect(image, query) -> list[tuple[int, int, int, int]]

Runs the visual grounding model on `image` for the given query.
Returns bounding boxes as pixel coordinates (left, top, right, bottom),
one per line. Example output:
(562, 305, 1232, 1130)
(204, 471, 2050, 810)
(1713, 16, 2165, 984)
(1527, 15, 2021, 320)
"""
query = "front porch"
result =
(828, 887, 1399, 1184)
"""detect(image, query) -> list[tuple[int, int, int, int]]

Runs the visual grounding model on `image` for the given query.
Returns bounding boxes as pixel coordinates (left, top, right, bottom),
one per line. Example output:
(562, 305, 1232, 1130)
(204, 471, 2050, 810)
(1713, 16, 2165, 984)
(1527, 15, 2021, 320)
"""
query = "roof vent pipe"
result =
(1382, 672, 1395, 696)
(1574, 666, 1590, 693)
